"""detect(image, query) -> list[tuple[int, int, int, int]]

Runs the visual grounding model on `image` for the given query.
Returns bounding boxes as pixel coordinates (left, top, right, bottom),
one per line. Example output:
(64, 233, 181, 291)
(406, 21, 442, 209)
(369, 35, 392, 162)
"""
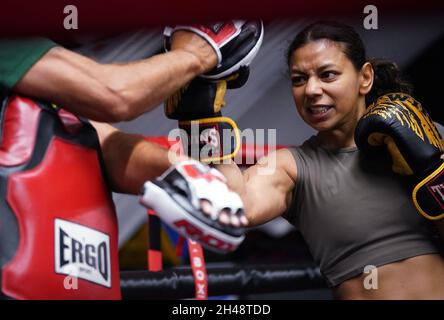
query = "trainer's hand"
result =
(170, 31, 218, 74)
(164, 20, 264, 80)
(140, 159, 248, 253)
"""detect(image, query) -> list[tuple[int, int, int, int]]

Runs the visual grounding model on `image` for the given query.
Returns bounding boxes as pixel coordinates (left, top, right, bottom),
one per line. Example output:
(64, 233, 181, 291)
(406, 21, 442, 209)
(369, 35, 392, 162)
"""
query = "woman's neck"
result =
(317, 128, 356, 150)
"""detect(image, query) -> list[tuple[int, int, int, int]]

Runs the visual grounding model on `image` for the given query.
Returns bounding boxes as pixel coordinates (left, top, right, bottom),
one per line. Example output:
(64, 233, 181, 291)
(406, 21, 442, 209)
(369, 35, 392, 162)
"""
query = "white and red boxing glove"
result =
(140, 160, 246, 253)
(164, 20, 264, 80)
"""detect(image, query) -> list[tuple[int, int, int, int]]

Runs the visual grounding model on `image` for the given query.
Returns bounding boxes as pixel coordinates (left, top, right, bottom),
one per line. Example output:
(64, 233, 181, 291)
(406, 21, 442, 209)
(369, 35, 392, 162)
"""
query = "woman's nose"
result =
(305, 76, 323, 97)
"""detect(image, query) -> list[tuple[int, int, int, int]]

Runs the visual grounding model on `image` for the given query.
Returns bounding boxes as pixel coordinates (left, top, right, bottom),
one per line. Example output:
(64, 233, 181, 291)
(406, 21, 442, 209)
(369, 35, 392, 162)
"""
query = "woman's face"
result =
(289, 39, 367, 132)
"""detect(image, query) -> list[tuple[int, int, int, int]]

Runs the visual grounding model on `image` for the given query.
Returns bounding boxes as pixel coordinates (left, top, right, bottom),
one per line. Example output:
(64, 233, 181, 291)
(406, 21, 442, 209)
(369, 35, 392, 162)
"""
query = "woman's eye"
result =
(321, 71, 338, 80)
(291, 75, 306, 86)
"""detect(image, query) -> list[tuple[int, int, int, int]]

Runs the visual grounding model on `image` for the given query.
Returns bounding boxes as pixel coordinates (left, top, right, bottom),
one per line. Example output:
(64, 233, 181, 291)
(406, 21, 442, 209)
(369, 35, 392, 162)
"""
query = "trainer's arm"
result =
(215, 149, 297, 226)
(13, 32, 217, 122)
(91, 121, 187, 194)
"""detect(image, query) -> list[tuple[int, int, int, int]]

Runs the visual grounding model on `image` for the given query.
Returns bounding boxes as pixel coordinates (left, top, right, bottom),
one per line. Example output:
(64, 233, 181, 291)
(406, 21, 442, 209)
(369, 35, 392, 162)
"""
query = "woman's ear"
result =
(359, 62, 374, 95)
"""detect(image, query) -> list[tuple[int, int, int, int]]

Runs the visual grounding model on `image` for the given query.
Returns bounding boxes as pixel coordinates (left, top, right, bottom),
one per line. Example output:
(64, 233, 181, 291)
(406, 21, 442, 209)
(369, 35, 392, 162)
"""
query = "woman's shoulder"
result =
(285, 136, 323, 161)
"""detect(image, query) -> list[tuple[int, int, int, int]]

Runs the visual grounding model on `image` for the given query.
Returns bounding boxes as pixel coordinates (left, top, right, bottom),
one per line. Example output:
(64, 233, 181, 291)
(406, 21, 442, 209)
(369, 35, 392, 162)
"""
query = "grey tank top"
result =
(284, 136, 441, 287)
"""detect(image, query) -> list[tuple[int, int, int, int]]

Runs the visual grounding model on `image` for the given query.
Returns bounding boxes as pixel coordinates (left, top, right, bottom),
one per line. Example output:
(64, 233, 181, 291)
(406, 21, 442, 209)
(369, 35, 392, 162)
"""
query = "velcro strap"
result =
(178, 116, 240, 163)
(412, 162, 444, 220)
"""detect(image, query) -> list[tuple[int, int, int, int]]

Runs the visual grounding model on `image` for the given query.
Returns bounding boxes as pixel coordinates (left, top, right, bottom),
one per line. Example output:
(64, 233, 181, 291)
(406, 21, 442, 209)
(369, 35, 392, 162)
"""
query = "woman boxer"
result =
(214, 21, 444, 299)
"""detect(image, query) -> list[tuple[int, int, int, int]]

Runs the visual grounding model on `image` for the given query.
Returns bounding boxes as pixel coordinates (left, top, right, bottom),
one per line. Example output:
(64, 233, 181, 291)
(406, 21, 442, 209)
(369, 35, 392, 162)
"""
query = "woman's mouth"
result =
(307, 105, 334, 117)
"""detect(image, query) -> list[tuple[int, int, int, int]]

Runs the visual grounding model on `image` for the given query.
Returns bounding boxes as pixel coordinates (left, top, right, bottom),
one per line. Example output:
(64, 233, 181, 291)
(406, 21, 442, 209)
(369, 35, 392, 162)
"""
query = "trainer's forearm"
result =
(102, 133, 172, 194)
(99, 50, 209, 119)
(15, 46, 213, 122)
(94, 122, 187, 194)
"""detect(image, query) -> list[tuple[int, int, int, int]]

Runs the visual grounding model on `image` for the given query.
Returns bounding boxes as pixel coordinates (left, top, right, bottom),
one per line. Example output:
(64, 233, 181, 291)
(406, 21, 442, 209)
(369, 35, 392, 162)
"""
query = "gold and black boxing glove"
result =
(355, 93, 444, 220)
(165, 67, 249, 163)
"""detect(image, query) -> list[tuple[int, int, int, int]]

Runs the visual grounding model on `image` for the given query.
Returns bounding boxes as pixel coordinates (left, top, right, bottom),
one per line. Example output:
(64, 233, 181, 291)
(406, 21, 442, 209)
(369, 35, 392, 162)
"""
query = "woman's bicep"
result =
(242, 149, 297, 226)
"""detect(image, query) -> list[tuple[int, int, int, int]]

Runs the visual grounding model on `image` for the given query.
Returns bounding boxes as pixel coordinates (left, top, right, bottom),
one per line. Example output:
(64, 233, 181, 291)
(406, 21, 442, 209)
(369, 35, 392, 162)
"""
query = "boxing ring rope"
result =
(120, 264, 325, 299)
(126, 137, 325, 299)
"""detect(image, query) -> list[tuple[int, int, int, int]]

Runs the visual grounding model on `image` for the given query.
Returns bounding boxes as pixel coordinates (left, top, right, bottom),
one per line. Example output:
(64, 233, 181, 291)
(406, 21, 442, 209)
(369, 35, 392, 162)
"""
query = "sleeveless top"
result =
(284, 135, 441, 287)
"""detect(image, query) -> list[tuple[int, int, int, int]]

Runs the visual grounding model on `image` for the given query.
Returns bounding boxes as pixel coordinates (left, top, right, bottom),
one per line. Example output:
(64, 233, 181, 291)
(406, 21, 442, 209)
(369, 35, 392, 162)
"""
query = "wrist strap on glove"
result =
(413, 162, 444, 220)
(178, 116, 240, 163)
(165, 69, 248, 163)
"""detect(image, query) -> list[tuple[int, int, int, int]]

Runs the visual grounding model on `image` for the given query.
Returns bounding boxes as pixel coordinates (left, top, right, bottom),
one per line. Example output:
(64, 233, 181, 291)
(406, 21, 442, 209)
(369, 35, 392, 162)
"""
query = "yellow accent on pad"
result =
(214, 80, 227, 113)
(367, 132, 413, 175)
(165, 80, 229, 115)
(178, 116, 241, 163)
(412, 161, 444, 221)
(224, 73, 240, 82)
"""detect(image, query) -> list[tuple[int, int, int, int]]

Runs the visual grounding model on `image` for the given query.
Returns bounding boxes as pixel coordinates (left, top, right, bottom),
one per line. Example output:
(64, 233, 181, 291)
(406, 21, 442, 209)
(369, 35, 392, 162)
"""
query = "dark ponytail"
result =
(366, 58, 413, 106)
(287, 21, 413, 106)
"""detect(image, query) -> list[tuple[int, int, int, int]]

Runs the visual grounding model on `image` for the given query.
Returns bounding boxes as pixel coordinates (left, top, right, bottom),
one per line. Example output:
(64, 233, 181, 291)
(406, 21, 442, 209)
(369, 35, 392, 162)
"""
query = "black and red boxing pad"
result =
(140, 160, 246, 253)
(164, 20, 263, 80)
(355, 93, 444, 220)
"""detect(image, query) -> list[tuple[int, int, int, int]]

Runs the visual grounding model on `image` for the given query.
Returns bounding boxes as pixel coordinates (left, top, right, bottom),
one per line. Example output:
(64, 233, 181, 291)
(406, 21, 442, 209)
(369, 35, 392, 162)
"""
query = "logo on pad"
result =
(55, 219, 111, 288)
